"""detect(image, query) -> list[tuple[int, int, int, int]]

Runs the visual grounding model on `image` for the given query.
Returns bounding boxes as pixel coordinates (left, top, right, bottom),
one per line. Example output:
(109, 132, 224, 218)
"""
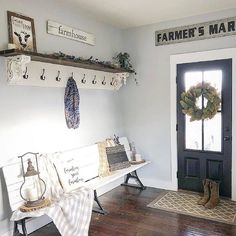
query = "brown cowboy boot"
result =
(205, 181, 220, 209)
(197, 179, 210, 205)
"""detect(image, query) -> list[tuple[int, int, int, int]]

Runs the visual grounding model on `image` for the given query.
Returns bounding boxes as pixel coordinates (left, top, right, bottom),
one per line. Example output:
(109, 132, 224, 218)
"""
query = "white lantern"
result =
(19, 152, 46, 208)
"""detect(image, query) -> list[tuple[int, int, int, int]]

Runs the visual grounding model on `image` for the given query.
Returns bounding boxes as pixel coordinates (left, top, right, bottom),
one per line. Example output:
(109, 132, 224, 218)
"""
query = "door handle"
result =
(224, 136, 231, 141)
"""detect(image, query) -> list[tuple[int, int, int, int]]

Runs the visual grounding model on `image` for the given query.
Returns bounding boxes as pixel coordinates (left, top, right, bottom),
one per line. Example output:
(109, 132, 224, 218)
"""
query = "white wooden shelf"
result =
(0, 49, 133, 90)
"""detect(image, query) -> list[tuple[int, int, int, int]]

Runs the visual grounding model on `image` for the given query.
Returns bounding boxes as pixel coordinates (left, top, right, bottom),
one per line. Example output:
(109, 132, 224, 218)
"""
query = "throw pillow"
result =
(54, 158, 84, 193)
(106, 145, 131, 171)
(97, 141, 111, 177)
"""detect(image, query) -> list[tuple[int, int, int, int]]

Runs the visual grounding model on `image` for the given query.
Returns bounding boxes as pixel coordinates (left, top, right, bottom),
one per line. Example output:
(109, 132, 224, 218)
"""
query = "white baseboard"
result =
(142, 177, 177, 191)
(96, 176, 177, 194)
(96, 176, 177, 196)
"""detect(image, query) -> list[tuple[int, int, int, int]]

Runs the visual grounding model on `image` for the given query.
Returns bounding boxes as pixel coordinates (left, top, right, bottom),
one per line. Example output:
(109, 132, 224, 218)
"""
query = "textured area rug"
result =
(147, 191, 236, 225)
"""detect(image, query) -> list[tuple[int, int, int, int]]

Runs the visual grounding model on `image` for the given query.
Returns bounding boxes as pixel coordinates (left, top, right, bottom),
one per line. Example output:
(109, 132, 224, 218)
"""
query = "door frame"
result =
(170, 48, 236, 200)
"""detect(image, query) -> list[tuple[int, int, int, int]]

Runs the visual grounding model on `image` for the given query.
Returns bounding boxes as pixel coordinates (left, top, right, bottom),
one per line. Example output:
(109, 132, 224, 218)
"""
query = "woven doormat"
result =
(147, 191, 236, 225)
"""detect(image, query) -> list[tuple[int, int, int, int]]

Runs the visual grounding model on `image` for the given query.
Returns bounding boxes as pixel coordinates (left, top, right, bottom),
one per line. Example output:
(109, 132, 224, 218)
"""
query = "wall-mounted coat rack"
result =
(0, 49, 131, 90)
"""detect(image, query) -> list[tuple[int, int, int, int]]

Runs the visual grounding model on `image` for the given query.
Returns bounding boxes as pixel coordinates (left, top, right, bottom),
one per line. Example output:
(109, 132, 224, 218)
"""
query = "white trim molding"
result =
(170, 47, 236, 200)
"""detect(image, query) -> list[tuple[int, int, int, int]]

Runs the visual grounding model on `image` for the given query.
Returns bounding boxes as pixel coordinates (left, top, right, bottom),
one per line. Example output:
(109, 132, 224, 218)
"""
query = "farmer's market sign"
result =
(47, 20, 95, 46)
(155, 17, 236, 46)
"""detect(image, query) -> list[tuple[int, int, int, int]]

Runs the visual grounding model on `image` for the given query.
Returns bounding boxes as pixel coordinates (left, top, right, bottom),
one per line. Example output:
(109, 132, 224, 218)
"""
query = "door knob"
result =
(224, 136, 231, 141)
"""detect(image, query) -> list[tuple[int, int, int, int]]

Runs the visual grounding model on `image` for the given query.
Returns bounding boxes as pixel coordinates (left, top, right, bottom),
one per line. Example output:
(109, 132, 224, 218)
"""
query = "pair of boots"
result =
(197, 179, 220, 209)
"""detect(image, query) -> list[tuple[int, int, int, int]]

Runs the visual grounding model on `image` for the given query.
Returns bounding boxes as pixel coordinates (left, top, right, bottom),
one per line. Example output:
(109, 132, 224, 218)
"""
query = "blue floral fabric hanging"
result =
(64, 77, 80, 129)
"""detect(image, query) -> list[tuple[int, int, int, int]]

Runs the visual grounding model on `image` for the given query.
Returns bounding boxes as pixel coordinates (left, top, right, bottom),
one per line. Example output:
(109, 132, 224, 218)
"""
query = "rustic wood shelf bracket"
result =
(7, 55, 31, 83)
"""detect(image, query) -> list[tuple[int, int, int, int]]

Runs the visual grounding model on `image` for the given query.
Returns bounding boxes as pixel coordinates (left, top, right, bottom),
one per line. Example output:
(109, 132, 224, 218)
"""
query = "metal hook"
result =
(23, 67, 29, 79)
(56, 71, 61, 82)
(110, 77, 115, 86)
(102, 76, 106, 85)
(81, 74, 86, 84)
(92, 75, 97, 84)
(40, 69, 46, 81)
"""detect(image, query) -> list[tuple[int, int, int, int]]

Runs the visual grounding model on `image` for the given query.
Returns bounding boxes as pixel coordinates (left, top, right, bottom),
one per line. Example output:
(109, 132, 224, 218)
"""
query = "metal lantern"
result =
(19, 152, 46, 208)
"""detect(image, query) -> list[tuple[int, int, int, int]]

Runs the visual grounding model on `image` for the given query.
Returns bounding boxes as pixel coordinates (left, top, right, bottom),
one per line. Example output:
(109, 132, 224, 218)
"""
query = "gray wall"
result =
(121, 8, 236, 188)
(0, 0, 124, 235)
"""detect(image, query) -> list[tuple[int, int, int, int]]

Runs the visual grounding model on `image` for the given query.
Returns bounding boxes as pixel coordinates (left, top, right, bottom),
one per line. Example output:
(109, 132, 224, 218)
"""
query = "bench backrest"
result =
(2, 144, 100, 212)
(2, 160, 25, 211)
(59, 144, 99, 181)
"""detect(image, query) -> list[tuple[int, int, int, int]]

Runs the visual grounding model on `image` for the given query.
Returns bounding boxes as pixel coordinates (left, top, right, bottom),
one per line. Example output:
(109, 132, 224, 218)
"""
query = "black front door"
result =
(177, 59, 232, 197)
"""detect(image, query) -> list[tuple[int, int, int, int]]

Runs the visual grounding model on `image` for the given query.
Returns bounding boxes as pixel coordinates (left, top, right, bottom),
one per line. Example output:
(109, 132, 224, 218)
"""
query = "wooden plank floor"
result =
(30, 186, 236, 236)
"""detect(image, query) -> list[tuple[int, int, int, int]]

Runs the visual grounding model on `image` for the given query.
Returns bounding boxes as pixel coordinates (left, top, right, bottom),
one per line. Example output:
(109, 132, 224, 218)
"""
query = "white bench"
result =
(2, 144, 150, 236)
(88, 160, 150, 214)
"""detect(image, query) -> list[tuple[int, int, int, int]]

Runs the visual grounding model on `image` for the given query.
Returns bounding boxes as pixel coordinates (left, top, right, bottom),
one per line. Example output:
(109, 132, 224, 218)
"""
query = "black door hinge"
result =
(176, 171, 179, 178)
(176, 124, 178, 131)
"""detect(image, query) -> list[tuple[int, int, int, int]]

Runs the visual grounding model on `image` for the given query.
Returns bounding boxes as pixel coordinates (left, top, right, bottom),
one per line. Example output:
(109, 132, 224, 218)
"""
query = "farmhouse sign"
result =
(47, 20, 95, 46)
(155, 17, 236, 46)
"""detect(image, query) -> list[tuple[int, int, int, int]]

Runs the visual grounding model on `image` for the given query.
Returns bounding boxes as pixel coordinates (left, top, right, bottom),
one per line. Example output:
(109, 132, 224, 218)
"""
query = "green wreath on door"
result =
(180, 82, 221, 122)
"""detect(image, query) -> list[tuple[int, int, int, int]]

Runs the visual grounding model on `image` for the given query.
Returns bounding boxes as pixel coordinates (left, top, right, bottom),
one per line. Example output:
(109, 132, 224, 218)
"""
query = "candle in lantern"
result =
(19, 154, 47, 209)
(25, 186, 38, 202)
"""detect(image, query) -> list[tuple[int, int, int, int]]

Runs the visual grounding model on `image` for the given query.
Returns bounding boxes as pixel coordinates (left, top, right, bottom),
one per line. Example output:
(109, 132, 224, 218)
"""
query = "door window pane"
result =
(185, 71, 203, 111)
(203, 70, 222, 111)
(203, 70, 222, 93)
(185, 71, 202, 91)
(185, 116, 202, 150)
(203, 70, 222, 151)
(204, 113, 222, 152)
(185, 71, 203, 150)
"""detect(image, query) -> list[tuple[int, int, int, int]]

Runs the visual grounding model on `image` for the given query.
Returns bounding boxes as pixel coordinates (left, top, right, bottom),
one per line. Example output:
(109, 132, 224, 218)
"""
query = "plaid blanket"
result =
(11, 187, 93, 236)
(11, 154, 94, 236)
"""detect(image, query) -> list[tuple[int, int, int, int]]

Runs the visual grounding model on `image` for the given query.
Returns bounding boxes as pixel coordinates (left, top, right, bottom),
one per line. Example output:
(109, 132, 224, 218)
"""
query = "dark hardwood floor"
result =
(30, 186, 236, 236)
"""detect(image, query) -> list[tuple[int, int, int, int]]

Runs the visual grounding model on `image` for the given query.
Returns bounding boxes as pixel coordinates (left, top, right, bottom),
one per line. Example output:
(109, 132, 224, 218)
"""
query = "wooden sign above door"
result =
(47, 20, 95, 46)
(155, 16, 236, 46)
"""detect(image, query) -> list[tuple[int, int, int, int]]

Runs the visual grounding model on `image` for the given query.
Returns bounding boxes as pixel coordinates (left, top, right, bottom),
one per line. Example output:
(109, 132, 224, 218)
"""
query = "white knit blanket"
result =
(11, 153, 94, 236)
